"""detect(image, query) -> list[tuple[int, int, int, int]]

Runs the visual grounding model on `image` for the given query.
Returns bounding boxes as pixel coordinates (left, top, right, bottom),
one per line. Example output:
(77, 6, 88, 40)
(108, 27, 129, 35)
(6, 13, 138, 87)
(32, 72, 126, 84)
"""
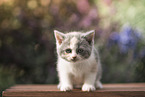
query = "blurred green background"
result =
(0, 0, 145, 95)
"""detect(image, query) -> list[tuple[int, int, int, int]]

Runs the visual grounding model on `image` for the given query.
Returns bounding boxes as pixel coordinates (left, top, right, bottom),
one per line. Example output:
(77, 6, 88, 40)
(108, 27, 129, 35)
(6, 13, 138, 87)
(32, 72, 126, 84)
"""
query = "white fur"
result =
(70, 37, 78, 49)
(57, 48, 102, 91)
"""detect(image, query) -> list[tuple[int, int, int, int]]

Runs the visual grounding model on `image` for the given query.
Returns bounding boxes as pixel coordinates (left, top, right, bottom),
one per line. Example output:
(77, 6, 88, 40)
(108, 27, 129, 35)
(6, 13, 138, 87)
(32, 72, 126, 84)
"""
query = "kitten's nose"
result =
(71, 52, 77, 61)
(72, 56, 77, 59)
(71, 56, 77, 61)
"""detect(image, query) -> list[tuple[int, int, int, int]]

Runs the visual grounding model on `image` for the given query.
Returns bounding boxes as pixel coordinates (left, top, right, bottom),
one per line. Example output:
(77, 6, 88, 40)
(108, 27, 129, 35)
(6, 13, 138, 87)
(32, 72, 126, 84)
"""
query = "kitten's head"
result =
(54, 30, 95, 62)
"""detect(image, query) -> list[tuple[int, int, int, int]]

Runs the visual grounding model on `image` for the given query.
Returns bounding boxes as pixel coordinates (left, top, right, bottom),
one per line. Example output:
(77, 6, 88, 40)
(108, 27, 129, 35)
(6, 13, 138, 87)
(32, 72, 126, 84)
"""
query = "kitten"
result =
(54, 30, 102, 91)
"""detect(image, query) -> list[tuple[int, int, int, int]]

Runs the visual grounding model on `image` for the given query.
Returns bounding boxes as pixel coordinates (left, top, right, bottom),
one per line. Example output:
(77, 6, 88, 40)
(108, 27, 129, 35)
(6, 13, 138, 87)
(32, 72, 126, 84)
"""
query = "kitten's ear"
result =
(84, 30, 95, 44)
(54, 30, 65, 45)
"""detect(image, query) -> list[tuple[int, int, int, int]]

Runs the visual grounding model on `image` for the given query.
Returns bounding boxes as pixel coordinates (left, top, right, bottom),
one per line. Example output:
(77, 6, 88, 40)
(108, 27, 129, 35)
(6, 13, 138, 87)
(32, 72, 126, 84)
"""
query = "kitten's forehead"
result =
(60, 32, 87, 50)
(66, 32, 82, 49)
(70, 37, 79, 49)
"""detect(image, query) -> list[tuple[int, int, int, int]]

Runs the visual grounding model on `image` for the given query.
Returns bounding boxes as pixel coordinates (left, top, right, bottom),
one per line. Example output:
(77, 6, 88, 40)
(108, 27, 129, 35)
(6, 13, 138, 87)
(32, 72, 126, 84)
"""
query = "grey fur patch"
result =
(77, 39, 92, 58)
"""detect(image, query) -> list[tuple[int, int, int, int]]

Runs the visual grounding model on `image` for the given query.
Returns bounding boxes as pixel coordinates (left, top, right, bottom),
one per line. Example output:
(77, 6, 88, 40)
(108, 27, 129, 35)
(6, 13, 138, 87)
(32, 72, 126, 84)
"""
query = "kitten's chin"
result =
(61, 57, 85, 63)
(62, 57, 79, 63)
(68, 59, 78, 63)
(64, 59, 79, 63)
(69, 59, 85, 63)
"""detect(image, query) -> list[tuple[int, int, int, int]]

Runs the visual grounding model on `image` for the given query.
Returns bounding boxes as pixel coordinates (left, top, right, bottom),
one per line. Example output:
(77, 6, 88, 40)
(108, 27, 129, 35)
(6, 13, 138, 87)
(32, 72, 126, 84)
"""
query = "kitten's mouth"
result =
(70, 59, 76, 62)
(70, 58, 78, 62)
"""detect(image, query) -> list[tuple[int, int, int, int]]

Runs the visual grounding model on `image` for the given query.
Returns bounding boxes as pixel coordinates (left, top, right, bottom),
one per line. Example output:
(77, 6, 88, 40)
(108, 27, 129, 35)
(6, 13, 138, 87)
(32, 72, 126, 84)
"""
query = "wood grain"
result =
(2, 83, 145, 97)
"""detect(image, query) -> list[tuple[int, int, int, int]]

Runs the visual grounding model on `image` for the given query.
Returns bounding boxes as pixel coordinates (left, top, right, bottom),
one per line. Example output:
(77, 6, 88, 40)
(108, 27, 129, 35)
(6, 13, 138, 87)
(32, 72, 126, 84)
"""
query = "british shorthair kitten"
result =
(54, 30, 102, 91)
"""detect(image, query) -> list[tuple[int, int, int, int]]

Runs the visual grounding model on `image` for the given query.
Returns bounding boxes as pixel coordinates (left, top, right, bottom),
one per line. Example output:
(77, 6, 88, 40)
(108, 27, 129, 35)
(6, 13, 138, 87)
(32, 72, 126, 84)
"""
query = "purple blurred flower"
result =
(108, 25, 142, 53)
(119, 25, 141, 53)
(108, 32, 120, 47)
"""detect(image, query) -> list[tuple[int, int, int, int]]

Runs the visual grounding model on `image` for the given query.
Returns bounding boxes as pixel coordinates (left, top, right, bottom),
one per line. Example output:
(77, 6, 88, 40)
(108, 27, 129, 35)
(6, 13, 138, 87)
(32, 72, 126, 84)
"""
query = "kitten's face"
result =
(54, 30, 95, 62)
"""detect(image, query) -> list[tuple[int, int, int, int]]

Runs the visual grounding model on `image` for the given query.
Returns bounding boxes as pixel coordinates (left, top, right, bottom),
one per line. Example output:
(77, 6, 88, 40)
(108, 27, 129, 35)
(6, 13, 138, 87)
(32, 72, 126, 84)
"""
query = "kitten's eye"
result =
(65, 49, 72, 53)
(77, 49, 84, 53)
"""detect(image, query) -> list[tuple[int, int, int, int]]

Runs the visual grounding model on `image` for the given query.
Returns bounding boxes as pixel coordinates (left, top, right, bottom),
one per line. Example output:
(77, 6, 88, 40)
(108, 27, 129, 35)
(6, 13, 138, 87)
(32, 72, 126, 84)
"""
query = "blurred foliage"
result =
(96, 0, 145, 83)
(0, 66, 15, 93)
(114, 0, 145, 32)
(0, 0, 145, 95)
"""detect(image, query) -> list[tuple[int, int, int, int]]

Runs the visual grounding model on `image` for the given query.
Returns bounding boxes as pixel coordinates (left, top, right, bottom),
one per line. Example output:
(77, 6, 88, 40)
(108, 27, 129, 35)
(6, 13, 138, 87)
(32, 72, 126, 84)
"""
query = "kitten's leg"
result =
(96, 80, 103, 89)
(58, 71, 73, 91)
(82, 72, 97, 91)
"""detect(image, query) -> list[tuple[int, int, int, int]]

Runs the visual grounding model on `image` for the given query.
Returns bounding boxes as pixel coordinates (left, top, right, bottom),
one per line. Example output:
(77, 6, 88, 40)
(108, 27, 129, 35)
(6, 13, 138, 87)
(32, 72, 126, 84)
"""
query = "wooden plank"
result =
(2, 83, 145, 97)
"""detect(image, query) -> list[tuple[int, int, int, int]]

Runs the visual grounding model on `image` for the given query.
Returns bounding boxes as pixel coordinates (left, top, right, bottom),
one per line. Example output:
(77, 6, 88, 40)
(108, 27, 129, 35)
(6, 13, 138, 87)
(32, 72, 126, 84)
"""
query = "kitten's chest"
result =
(70, 64, 85, 85)
(69, 61, 90, 76)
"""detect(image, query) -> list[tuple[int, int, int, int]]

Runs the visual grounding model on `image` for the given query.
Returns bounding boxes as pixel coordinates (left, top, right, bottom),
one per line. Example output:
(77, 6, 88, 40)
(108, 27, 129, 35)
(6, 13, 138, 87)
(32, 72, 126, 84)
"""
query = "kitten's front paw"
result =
(59, 84, 73, 91)
(82, 84, 96, 91)
(96, 81, 103, 89)
(57, 84, 61, 89)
